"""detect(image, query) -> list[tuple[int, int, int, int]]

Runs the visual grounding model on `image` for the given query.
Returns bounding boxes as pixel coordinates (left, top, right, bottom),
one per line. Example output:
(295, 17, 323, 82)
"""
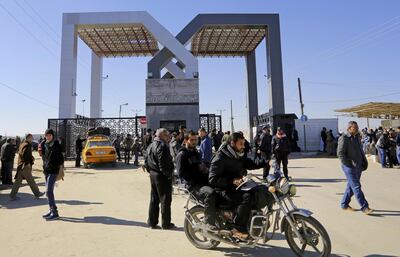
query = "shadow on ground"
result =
(216, 245, 350, 257)
(293, 178, 346, 183)
(59, 216, 183, 231)
(0, 193, 103, 209)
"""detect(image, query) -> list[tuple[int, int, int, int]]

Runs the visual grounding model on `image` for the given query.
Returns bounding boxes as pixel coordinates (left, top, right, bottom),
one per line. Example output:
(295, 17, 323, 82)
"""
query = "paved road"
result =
(0, 154, 399, 257)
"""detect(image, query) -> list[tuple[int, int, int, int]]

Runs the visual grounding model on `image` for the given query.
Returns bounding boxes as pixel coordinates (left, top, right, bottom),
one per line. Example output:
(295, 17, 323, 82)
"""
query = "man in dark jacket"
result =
(176, 131, 217, 230)
(146, 128, 175, 229)
(321, 127, 327, 152)
(143, 129, 153, 149)
(75, 135, 86, 167)
(10, 134, 45, 200)
(259, 125, 272, 179)
(272, 127, 291, 180)
(337, 121, 372, 215)
(112, 134, 122, 161)
(1, 138, 16, 185)
(209, 132, 264, 239)
(42, 129, 64, 220)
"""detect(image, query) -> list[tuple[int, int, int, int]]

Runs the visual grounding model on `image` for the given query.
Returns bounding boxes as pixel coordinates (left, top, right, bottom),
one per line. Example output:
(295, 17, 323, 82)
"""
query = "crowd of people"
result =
(361, 126, 400, 168)
(2, 122, 398, 233)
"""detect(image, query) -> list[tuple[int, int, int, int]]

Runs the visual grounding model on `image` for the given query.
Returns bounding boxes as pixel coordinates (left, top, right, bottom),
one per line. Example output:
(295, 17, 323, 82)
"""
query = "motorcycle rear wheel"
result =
(184, 206, 220, 250)
(284, 214, 331, 257)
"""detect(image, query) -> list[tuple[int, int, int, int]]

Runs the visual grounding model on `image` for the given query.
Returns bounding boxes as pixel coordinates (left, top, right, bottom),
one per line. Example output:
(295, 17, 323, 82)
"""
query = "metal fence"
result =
(199, 114, 222, 133)
(48, 116, 145, 159)
(48, 114, 222, 159)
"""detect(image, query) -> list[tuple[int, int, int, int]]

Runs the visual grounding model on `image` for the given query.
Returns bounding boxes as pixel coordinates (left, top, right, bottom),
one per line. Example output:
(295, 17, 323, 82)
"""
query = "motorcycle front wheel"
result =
(284, 214, 331, 257)
(184, 206, 220, 250)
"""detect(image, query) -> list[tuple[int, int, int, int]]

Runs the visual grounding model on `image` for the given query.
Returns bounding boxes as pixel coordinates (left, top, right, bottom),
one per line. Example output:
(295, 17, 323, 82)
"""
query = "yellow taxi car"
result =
(82, 135, 117, 168)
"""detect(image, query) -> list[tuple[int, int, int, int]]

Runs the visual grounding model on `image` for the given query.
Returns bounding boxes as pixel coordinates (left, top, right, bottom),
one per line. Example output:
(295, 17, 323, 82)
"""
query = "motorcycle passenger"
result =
(209, 132, 264, 239)
(176, 131, 217, 230)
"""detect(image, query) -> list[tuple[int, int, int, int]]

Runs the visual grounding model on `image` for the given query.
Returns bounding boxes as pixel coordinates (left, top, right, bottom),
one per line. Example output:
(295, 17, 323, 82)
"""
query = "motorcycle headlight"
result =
(277, 177, 290, 194)
(289, 185, 297, 196)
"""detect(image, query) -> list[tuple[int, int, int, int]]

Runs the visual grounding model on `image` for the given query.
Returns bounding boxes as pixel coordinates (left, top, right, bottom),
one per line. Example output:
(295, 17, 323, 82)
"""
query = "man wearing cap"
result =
(41, 129, 64, 220)
(258, 125, 272, 179)
(10, 134, 45, 200)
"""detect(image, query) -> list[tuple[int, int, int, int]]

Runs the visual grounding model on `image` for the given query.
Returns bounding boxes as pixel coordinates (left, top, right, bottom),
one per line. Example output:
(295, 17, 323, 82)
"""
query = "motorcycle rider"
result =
(209, 132, 264, 240)
(176, 131, 217, 230)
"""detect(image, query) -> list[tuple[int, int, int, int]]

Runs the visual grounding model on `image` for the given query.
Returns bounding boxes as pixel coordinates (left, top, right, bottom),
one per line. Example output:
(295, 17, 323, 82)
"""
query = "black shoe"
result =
(162, 223, 176, 230)
(35, 192, 46, 199)
(42, 211, 52, 219)
(45, 212, 59, 221)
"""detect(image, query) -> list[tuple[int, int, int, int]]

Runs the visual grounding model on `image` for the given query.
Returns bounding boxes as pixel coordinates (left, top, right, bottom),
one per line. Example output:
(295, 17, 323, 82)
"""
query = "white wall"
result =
(295, 118, 338, 152)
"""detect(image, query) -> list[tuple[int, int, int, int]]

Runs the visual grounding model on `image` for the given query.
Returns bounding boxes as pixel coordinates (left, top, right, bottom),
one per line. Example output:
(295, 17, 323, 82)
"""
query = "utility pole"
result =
(298, 77, 306, 151)
(216, 109, 226, 131)
(230, 100, 235, 132)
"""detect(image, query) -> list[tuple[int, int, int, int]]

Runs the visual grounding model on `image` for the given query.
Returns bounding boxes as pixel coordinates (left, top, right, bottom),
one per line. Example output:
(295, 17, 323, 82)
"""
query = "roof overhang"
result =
(77, 24, 159, 57)
(335, 102, 400, 119)
(190, 25, 266, 57)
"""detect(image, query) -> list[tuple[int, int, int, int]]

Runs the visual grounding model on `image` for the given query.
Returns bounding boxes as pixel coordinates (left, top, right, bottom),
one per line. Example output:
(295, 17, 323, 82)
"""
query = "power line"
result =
(0, 1, 58, 58)
(0, 81, 57, 109)
(21, 0, 60, 39)
(305, 91, 400, 104)
(14, 0, 91, 70)
(287, 15, 400, 74)
(13, 0, 59, 46)
(301, 80, 399, 90)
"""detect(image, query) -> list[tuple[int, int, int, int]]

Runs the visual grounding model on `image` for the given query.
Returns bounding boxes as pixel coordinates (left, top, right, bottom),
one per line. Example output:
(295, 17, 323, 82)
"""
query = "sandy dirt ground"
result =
(0, 153, 399, 257)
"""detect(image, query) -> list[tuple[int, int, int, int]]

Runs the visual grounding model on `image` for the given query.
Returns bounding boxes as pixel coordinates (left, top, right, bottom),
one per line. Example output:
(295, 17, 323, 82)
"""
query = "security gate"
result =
(47, 116, 145, 159)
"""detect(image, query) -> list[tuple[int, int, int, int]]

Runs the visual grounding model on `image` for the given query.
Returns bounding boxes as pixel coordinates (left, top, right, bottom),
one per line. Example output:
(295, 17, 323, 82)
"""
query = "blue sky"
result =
(0, 0, 399, 136)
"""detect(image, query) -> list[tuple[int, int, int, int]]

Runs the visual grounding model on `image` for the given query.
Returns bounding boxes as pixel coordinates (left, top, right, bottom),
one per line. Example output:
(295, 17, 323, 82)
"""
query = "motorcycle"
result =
(183, 173, 332, 257)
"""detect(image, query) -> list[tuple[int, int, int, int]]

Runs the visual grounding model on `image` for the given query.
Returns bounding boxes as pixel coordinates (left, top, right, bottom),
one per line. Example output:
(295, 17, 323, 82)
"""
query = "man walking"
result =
(123, 134, 134, 165)
(42, 129, 64, 220)
(10, 134, 45, 200)
(112, 135, 122, 161)
(259, 125, 272, 179)
(1, 138, 16, 185)
(198, 128, 213, 168)
(146, 128, 175, 229)
(337, 121, 373, 215)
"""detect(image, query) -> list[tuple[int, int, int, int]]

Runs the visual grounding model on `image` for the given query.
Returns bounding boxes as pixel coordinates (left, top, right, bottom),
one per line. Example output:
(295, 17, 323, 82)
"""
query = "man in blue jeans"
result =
(41, 129, 64, 220)
(337, 121, 373, 215)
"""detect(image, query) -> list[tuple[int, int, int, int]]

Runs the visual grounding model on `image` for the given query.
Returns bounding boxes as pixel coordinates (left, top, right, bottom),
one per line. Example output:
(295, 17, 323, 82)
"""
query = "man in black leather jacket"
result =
(209, 132, 264, 239)
(176, 131, 217, 230)
(146, 128, 175, 230)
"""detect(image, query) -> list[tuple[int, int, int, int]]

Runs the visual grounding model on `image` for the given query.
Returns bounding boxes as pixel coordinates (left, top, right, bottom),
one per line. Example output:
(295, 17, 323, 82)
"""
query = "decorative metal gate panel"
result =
(47, 117, 145, 159)
(199, 114, 222, 133)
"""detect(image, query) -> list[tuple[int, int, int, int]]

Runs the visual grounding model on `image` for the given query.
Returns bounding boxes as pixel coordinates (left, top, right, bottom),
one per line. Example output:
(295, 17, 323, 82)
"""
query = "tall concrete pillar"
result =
(245, 50, 258, 144)
(90, 52, 103, 118)
(265, 23, 285, 116)
(58, 15, 77, 119)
